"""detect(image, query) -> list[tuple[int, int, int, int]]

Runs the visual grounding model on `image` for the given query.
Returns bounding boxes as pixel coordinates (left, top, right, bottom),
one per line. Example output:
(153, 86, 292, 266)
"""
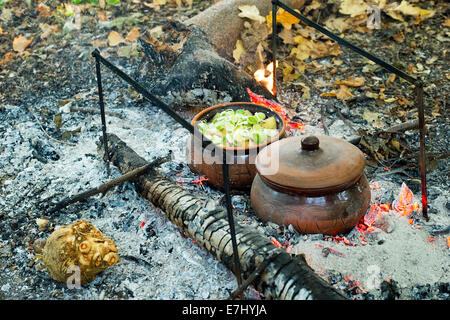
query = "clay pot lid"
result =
(255, 135, 366, 192)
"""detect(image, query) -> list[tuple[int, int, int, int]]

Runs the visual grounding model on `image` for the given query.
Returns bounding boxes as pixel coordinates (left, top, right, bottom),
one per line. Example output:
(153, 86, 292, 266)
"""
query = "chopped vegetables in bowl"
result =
(196, 109, 279, 148)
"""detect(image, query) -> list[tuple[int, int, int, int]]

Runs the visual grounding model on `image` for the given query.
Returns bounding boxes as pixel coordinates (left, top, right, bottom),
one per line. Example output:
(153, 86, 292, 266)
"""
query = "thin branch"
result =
(46, 156, 169, 214)
(29, 108, 76, 147)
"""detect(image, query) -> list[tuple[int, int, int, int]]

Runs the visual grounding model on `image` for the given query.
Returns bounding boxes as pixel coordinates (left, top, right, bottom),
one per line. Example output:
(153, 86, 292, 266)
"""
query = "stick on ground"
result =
(46, 156, 169, 214)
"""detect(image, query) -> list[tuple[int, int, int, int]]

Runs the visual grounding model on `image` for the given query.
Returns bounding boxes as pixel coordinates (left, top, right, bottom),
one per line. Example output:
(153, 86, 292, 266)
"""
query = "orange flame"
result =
(392, 183, 419, 216)
(254, 62, 277, 95)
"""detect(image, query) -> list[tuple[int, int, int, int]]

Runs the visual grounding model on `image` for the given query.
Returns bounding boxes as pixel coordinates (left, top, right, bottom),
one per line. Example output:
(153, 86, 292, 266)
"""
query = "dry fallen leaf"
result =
(126, 28, 140, 42)
(40, 24, 58, 40)
(13, 36, 33, 52)
(0, 52, 16, 65)
(238, 5, 265, 24)
(335, 85, 354, 101)
(387, 73, 396, 85)
(333, 58, 343, 66)
(37, 3, 52, 18)
(444, 19, 450, 28)
(97, 11, 108, 22)
(395, 0, 435, 18)
(108, 30, 124, 46)
(320, 85, 354, 101)
(233, 39, 246, 63)
(334, 77, 365, 87)
(384, 0, 435, 23)
(278, 27, 294, 45)
(267, 8, 300, 30)
(339, 0, 369, 18)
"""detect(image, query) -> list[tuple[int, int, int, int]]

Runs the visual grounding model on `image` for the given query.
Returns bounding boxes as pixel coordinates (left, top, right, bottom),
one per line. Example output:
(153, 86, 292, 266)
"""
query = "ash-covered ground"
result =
(0, 1, 449, 300)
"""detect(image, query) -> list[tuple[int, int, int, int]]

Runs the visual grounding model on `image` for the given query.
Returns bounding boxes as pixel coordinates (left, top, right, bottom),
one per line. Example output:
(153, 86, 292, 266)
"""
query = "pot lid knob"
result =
(301, 136, 320, 151)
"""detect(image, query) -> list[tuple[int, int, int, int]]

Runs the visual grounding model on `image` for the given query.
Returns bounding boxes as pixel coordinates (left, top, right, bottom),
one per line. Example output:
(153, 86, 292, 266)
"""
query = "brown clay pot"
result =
(250, 135, 371, 235)
(188, 102, 286, 190)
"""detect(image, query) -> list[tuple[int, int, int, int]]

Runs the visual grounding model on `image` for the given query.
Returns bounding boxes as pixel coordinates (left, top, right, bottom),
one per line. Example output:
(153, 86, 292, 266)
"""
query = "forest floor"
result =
(0, 0, 448, 300)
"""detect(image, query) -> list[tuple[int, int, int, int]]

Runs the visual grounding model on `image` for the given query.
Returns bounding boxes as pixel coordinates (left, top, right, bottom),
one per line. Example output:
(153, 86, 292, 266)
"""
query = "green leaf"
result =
(106, 0, 120, 6)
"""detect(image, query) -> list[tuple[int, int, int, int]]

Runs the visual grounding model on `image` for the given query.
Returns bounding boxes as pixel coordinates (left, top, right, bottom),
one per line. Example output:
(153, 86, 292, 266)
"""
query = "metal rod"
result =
(416, 83, 428, 220)
(273, 0, 417, 84)
(94, 54, 110, 176)
(92, 49, 215, 150)
(92, 49, 195, 135)
(222, 151, 243, 291)
(272, 1, 278, 98)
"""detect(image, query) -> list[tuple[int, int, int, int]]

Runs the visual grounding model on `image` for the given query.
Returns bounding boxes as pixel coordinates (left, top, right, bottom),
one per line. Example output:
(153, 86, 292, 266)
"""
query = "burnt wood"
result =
(135, 21, 275, 109)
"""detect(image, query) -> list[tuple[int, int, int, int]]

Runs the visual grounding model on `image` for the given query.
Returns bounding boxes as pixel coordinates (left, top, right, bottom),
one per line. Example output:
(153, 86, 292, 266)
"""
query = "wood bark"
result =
(98, 133, 347, 300)
(186, 0, 307, 59)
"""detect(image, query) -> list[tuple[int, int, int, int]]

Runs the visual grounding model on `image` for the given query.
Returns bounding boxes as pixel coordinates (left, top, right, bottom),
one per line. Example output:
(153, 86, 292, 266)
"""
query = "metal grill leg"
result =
(222, 150, 243, 296)
(94, 54, 110, 176)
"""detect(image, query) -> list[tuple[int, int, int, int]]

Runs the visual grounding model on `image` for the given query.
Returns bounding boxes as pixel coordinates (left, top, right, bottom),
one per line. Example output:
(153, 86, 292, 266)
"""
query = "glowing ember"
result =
(270, 237, 282, 247)
(314, 244, 346, 257)
(246, 88, 304, 134)
(191, 177, 208, 185)
(356, 182, 421, 239)
(392, 182, 419, 216)
(344, 275, 366, 294)
(253, 62, 276, 95)
(270, 238, 291, 251)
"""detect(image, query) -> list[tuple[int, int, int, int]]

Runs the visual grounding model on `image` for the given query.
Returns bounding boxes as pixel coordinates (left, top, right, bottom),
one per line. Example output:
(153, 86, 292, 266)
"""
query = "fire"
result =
(246, 88, 304, 134)
(253, 62, 277, 96)
(355, 182, 421, 239)
(392, 183, 419, 216)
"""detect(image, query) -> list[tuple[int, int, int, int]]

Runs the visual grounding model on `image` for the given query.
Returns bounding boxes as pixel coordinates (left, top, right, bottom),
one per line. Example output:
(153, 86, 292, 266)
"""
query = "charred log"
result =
(136, 21, 275, 109)
(98, 133, 347, 300)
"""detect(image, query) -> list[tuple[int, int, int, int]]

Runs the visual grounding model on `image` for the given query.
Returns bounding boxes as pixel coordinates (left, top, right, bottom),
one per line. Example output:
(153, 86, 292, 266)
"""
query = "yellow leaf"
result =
(386, 0, 435, 22)
(126, 28, 140, 42)
(339, 0, 369, 18)
(290, 45, 310, 61)
(333, 58, 343, 66)
(334, 77, 365, 87)
(395, 0, 434, 18)
(366, 91, 379, 99)
(238, 5, 265, 24)
(444, 19, 450, 28)
(320, 85, 353, 101)
(384, 97, 397, 103)
(108, 31, 124, 46)
(13, 36, 33, 52)
(267, 8, 300, 30)
(233, 40, 246, 63)
(320, 91, 337, 97)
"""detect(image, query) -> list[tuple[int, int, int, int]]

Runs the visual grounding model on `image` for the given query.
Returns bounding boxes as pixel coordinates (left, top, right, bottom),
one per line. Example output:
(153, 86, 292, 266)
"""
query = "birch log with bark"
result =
(186, 0, 307, 59)
(98, 133, 346, 300)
